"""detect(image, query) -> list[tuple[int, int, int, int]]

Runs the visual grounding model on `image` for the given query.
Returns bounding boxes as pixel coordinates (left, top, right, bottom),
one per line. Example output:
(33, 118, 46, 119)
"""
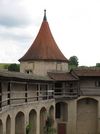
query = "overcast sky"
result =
(0, 0, 100, 66)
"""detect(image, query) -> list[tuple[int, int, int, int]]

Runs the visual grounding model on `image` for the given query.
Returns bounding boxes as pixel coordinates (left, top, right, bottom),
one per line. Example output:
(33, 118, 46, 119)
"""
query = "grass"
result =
(0, 63, 10, 69)
(0, 63, 19, 69)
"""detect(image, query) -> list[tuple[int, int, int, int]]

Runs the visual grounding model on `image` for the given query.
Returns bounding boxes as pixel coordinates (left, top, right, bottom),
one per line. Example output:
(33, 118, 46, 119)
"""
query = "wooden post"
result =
(77, 80, 80, 97)
(0, 82, 2, 110)
(46, 84, 48, 100)
(37, 84, 40, 101)
(37, 84, 39, 101)
(8, 82, 11, 105)
(25, 83, 28, 102)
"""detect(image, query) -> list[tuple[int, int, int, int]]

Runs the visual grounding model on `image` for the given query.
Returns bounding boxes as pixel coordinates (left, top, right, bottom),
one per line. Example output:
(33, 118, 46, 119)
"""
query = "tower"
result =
(19, 10, 68, 76)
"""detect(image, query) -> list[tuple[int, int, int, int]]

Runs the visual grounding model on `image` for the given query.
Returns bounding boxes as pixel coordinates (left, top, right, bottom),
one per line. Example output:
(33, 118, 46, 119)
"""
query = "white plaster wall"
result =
(20, 61, 68, 76)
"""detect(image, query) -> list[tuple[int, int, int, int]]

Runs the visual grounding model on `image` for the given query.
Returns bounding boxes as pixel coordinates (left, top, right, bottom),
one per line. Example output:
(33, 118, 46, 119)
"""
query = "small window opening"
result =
(25, 70, 32, 74)
(95, 81, 100, 87)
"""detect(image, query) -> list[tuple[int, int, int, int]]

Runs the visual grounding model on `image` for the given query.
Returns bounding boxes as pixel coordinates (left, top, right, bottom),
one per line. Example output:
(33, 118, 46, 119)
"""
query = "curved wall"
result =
(0, 99, 55, 134)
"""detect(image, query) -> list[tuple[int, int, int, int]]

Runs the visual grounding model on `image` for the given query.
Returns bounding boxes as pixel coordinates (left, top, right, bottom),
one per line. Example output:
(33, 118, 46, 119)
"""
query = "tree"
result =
(69, 56, 79, 67)
(96, 63, 100, 67)
(8, 64, 20, 72)
(4, 64, 9, 69)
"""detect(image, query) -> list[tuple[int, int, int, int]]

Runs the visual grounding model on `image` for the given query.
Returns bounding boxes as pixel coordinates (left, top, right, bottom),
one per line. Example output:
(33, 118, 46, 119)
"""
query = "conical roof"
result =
(19, 10, 68, 62)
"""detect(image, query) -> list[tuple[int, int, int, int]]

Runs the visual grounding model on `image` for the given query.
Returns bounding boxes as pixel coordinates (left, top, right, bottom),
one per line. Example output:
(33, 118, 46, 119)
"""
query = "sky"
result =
(0, 0, 100, 66)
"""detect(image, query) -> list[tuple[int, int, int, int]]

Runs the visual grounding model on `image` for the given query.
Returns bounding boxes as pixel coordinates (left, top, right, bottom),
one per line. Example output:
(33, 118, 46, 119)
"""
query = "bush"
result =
(8, 64, 20, 72)
(26, 124, 32, 134)
(44, 116, 56, 134)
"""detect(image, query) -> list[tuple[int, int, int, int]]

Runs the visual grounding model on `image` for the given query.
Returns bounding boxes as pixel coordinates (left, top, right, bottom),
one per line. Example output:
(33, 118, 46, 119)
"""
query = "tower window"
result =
(56, 62, 62, 71)
(25, 70, 32, 74)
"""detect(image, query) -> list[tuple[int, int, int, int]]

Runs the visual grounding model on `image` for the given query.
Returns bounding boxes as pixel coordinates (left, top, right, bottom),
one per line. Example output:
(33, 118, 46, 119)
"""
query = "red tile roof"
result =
(19, 11, 68, 62)
(48, 72, 78, 81)
(74, 68, 100, 77)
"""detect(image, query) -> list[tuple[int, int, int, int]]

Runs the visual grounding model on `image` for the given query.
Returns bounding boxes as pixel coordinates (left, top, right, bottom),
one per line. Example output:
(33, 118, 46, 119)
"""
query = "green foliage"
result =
(26, 124, 32, 134)
(8, 64, 20, 72)
(68, 64, 77, 70)
(96, 63, 100, 67)
(44, 116, 56, 134)
(44, 126, 56, 134)
(69, 56, 79, 67)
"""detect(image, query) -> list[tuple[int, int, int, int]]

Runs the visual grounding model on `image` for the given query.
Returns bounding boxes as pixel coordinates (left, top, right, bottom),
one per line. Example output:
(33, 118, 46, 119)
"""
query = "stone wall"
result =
(55, 96, 100, 134)
(20, 61, 68, 76)
(0, 99, 55, 134)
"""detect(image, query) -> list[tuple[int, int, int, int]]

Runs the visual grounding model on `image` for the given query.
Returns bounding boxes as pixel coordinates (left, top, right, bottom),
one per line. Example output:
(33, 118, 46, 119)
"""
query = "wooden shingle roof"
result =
(0, 70, 52, 81)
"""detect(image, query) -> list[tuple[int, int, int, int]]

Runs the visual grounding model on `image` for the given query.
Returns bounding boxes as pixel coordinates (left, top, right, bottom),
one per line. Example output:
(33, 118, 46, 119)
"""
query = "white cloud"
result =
(0, 0, 32, 27)
(0, 0, 100, 66)
(0, 39, 21, 63)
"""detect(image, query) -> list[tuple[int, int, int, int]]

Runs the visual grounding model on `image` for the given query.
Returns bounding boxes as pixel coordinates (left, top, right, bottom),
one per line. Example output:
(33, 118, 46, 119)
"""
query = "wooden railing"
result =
(54, 90, 79, 99)
(80, 87, 100, 96)
(0, 90, 54, 110)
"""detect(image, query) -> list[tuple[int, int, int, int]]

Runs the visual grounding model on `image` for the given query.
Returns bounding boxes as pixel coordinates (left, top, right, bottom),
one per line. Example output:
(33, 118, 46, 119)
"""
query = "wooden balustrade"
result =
(0, 90, 54, 110)
(54, 91, 78, 99)
(80, 87, 100, 96)
(54, 86, 79, 99)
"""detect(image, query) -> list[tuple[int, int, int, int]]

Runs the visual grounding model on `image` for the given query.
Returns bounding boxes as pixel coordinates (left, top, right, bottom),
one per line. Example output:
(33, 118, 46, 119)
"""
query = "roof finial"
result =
(43, 9, 47, 21)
